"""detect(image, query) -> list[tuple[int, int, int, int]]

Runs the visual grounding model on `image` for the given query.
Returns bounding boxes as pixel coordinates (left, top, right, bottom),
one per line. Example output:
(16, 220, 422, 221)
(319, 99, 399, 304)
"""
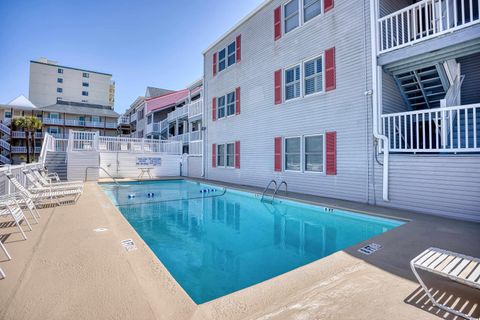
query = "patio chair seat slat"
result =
(416, 249, 435, 265)
(433, 255, 455, 271)
(467, 264, 480, 283)
(450, 259, 471, 277)
(429, 253, 449, 269)
(458, 261, 478, 280)
(422, 252, 442, 267)
(441, 257, 462, 274)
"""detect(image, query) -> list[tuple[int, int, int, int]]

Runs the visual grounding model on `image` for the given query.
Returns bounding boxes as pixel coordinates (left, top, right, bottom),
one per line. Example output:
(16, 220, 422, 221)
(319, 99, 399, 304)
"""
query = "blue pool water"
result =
(101, 180, 404, 304)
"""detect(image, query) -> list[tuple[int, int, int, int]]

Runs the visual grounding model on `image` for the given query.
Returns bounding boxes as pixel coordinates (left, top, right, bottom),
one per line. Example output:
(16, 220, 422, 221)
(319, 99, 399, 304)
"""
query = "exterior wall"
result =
(458, 52, 480, 104)
(381, 71, 406, 114)
(68, 151, 100, 181)
(185, 156, 202, 178)
(99, 153, 181, 178)
(29, 61, 114, 108)
(373, 155, 480, 222)
(204, 0, 374, 203)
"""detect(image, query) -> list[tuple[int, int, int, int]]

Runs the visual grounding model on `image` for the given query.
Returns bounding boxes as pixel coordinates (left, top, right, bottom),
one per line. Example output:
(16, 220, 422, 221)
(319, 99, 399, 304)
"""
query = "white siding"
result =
(99, 153, 181, 178)
(67, 151, 99, 181)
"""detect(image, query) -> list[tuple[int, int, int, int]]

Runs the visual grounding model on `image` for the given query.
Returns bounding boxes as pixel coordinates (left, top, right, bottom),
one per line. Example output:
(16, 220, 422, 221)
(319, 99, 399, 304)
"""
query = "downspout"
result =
(201, 54, 206, 178)
(369, 0, 389, 201)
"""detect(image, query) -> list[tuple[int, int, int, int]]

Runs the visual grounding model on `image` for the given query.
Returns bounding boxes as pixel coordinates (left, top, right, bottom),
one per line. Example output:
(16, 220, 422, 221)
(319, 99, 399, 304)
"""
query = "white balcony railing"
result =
(0, 139, 10, 151)
(11, 132, 44, 139)
(85, 121, 105, 128)
(189, 140, 203, 155)
(378, 0, 480, 53)
(169, 133, 190, 143)
(168, 105, 188, 122)
(189, 130, 202, 141)
(11, 146, 41, 154)
(146, 119, 169, 135)
(97, 136, 182, 154)
(105, 122, 117, 129)
(118, 115, 130, 125)
(381, 103, 480, 153)
(0, 122, 11, 135)
(188, 99, 203, 119)
(42, 118, 64, 125)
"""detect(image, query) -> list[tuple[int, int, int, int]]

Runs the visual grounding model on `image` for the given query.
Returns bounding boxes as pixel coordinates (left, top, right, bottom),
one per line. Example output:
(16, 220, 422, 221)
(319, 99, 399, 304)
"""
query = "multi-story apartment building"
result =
(201, 0, 480, 221)
(29, 58, 115, 108)
(0, 95, 119, 165)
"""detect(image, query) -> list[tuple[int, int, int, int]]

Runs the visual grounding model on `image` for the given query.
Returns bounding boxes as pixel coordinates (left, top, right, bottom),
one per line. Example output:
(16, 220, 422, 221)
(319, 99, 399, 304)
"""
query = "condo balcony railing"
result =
(189, 130, 202, 141)
(378, 0, 480, 53)
(42, 118, 64, 125)
(11, 146, 42, 154)
(168, 105, 189, 122)
(381, 103, 480, 153)
(188, 99, 203, 119)
(11, 132, 45, 139)
(169, 133, 190, 143)
(118, 115, 130, 125)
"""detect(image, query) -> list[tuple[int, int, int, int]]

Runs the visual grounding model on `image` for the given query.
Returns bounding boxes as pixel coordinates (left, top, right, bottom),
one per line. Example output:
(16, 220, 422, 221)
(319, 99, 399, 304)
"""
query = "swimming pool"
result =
(101, 180, 404, 304)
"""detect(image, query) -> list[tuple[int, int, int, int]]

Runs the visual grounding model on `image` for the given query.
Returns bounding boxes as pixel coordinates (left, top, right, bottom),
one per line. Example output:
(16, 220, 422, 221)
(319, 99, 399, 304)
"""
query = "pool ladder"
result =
(261, 180, 287, 203)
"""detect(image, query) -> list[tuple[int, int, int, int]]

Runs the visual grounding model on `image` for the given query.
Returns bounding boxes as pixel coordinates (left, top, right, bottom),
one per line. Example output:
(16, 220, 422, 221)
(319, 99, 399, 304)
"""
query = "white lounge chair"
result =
(24, 169, 83, 192)
(0, 193, 40, 224)
(0, 267, 5, 279)
(0, 198, 32, 241)
(6, 173, 81, 206)
(0, 239, 11, 261)
(31, 168, 83, 188)
(411, 247, 480, 320)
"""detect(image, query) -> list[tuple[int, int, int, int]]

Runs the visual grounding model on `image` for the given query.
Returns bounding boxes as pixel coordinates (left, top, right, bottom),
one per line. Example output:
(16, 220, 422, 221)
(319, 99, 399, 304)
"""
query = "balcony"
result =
(118, 115, 130, 125)
(11, 132, 44, 139)
(85, 121, 105, 128)
(381, 103, 480, 153)
(189, 130, 202, 141)
(146, 119, 169, 135)
(11, 146, 42, 154)
(168, 105, 188, 122)
(188, 99, 203, 120)
(42, 118, 64, 125)
(378, 0, 480, 54)
(169, 133, 189, 144)
(105, 122, 117, 129)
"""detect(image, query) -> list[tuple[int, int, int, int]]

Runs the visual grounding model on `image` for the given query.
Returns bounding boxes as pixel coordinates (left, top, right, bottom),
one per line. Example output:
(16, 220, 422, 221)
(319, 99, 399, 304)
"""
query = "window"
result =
(57, 78, 63, 83)
(91, 116, 100, 123)
(83, 72, 89, 78)
(226, 91, 235, 116)
(217, 144, 225, 167)
(58, 68, 63, 74)
(284, 0, 299, 34)
(82, 91, 89, 96)
(226, 143, 235, 167)
(218, 49, 226, 72)
(4, 111, 11, 119)
(304, 135, 324, 172)
(285, 65, 301, 100)
(304, 0, 322, 22)
(217, 96, 226, 119)
(82, 82, 89, 87)
(138, 109, 144, 120)
(49, 113, 59, 119)
(285, 137, 301, 171)
(304, 56, 323, 95)
(48, 127, 59, 134)
(57, 88, 63, 93)
(227, 41, 236, 67)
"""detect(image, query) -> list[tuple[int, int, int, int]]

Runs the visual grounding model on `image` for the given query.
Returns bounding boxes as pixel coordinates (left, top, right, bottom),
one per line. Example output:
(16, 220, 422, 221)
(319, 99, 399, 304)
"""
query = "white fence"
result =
(98, 136, 182, 154)
(381, 103, 480, 152)
(189, 140, 203, 155)
(378, 0, 480, 53)
(0, 162, 40, 196)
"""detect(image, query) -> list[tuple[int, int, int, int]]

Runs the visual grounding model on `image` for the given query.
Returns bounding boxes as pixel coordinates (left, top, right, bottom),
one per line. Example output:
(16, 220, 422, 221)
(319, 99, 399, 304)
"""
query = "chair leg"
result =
(22, 216, 33, 232)
(14, 218, 28, 241)
(0, 241, 12, 261)
(0, 267, 5, 279)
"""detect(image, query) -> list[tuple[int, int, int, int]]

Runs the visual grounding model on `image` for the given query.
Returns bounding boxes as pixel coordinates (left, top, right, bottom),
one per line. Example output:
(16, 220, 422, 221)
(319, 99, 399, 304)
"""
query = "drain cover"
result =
(121, 239, 137, 252)
(358, 243, 382, 255)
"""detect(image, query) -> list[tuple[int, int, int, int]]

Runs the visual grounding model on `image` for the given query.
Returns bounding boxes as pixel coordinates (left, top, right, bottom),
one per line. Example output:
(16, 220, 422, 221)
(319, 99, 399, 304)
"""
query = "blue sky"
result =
(0, 0, 261, 113)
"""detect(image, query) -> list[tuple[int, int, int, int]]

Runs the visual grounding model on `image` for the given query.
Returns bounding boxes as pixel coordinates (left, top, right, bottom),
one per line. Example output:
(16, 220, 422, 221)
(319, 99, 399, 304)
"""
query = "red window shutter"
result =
(235, 87, 241, 115)
(274, 70, 282, 105)
(213, 52, 217, 77)
(235, 141, 240, 169)
(212, 97, 217, 121)
(325, 47, 336, 91)
(236, 35, 242, 63)
(274, 137, 282, 172)
(274, 6, 282, 40)
(324, 0, 334, 13)
(326, 132, 337, 175)
(212, 144, 217, 168)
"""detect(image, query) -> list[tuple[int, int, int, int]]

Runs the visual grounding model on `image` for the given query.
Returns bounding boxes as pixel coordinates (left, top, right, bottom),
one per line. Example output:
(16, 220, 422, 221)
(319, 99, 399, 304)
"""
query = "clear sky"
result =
(0, 0, 261, 113)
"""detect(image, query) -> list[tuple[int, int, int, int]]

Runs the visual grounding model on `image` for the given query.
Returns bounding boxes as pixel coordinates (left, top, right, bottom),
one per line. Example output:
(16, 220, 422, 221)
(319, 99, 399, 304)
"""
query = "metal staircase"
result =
(0, 123, 12, 165)
(394, 64, 449, 110)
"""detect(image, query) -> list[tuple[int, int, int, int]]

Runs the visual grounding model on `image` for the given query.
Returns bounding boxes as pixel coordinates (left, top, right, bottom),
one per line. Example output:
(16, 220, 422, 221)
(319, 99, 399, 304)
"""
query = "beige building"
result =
(29, 58, 115, 108)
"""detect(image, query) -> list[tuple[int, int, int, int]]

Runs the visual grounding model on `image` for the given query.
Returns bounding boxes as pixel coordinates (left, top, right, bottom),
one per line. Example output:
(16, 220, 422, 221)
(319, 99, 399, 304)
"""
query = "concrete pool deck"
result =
(0, 179, 479, 320)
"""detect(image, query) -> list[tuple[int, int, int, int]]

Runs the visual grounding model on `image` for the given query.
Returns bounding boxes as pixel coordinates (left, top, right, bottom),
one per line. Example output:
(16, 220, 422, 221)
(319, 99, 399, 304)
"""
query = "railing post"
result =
(440, 99, 447, 148)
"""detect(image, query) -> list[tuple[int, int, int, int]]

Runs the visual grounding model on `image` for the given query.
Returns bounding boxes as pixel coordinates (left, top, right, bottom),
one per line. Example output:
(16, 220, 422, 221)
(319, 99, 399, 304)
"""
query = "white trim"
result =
(283, 136, 302, 172)
(302, 0, 323, 25)
(303, 133, 325, 174)
(284, 64, 302, 102)
(216, 40, 237, 75)
(283, 0, 301, 35)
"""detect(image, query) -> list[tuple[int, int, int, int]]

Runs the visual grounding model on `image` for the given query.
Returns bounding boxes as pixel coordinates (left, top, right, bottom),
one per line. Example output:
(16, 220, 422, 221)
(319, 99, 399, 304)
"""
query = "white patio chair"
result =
(0, 267, 5, 279)
(31, 168, 83, 188)
(0, 198, 32, 241)
(39, 167, 60, 182)
(0, 239, 12, 261)
(0, 193, 40, 224)
(6, 173, 81, 206)
(411, 247, 480, 320)
(25, 169, 83, 192)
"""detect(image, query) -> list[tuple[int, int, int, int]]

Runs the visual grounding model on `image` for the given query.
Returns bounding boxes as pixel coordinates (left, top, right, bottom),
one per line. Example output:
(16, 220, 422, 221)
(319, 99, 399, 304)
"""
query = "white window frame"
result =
(303, 54, 325, 97)
(216, 40, 237, 74)
(217, 96, 226, 119)
(284, 64, 302, 102)
(303, 134, 325, 174)
(303, 0, 323, 24)
(57, 88, 63, 93)
(281, 134, 326, 174)
(225, 142, 235, 168)
(48, 126, 60, 134)
(82, 91, 89, 96)
(83, 72, 89, 78)
(217, 144, 226, 167)
(283, 0, 300, 34)
(57, 78, 63, 83)
(226, 91, 236, 117)
(284, 136, 302, 172)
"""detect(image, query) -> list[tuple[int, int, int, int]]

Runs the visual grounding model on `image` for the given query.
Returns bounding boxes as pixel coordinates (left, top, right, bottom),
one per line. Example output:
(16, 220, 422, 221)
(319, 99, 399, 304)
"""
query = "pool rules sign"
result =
(136, 157, 162, 166)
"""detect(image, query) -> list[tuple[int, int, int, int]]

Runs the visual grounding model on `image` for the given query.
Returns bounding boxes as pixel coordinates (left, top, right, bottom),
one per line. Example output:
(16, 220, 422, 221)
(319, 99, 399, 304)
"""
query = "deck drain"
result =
(121, 239, 137, 252)
(94, 228, 108, 233)
(358, 243, 382, 255)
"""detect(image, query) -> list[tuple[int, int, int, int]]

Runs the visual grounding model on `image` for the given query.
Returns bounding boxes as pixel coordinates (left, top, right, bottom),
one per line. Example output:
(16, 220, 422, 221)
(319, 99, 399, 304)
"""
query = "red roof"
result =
(146, 89, 190, 113)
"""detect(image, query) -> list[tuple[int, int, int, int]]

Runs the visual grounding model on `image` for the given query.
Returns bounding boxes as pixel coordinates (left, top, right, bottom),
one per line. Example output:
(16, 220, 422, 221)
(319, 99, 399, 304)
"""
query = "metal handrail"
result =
(84, 166, 120, 186)
(261, 179, 277, 202)
(272, 180, 288, 202)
